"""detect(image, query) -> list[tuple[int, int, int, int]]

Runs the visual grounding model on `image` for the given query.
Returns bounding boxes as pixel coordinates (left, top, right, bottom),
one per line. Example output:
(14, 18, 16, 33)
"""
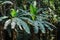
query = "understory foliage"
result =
(0, 0, 59, 40)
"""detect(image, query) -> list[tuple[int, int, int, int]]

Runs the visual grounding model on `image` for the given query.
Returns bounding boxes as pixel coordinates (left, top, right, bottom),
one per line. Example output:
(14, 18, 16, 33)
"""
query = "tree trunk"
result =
(11, 29, 17, 40)
(0, 24, 5, 40)
(30, 26, 36, 40)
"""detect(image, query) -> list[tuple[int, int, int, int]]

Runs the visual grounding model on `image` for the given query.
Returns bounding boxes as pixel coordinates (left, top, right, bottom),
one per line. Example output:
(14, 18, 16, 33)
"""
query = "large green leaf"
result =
(16, 18, 30, 34)
(30, 4, 37, 20)
(38, 21, 45, 33)
(30, 4, 37, 14)
(0, 16, 8, 21)
(20, 17, 34, 25)
(33, 21, 39, 33)
(4, 19, 11, 29)
(21, 17, 39, 33)
(11, 18, 16, 29)
(16, 18, 23, 30)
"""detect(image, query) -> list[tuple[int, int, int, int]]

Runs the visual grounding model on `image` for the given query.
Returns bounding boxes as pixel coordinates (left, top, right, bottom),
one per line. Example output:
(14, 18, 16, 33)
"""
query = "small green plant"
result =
(30, 1, 37, 20)
(0, 8, 31, 34)
(29, 1, 56, 33)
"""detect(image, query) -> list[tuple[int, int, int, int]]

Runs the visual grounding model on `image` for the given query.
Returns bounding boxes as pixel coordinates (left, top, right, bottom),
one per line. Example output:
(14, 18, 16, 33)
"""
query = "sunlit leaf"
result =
(10, 9, 17, 17)
(2, 1, 13, 5)
(0, 16, 8, 21)
(30, 4, 37, 20)
(4, 19, 11, 29)
(20, 17, 34, 25)
(16, 19, 23, 30)
(16, 18, 30, 34)
(33, 21, 39, 33)
(11, 18, 16, 29)
(38, 21, 45, 33)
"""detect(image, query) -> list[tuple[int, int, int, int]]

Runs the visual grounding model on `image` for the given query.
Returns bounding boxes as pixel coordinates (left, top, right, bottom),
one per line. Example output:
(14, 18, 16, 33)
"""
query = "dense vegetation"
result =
(0, 0, 60, 40)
